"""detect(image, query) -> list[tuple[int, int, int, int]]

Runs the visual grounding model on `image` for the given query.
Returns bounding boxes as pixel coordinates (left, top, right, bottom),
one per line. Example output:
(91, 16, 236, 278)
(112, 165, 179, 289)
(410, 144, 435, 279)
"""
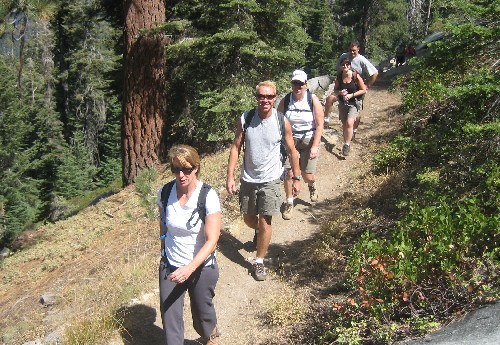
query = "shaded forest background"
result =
(0, 0, 490, 247)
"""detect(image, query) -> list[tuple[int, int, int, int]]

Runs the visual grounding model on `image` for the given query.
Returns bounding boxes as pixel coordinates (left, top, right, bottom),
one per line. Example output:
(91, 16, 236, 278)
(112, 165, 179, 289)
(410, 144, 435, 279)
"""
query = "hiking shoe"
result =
(342, 143, 351, 156)
(309, 182, 319, 202)
(282, 202, 293, 220)
(252, 263, 267, 281)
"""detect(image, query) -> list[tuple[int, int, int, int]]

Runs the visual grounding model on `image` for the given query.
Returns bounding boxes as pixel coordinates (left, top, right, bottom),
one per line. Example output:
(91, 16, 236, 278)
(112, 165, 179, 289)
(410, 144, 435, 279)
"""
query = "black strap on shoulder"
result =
(242, 108, 256, 153)
(196, 183, 211, 223)
(160, 180, 176, 211)
(243, 108, 256, 131)
(283, 91, 313, 114)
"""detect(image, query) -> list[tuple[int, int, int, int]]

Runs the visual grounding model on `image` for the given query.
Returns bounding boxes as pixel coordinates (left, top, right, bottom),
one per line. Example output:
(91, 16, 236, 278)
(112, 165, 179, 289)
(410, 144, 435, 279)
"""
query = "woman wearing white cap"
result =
(277, 70, 324, 220)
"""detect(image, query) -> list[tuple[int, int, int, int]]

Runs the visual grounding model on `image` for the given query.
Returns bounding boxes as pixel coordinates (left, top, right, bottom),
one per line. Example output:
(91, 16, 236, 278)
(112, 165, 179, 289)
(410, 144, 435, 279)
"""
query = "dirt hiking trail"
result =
(107, 71, 403, 345)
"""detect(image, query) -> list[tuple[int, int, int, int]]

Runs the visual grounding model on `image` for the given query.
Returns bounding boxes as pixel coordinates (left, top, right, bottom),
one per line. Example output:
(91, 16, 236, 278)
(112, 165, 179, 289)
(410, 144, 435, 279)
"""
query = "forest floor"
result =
(0, 66, 414, 345)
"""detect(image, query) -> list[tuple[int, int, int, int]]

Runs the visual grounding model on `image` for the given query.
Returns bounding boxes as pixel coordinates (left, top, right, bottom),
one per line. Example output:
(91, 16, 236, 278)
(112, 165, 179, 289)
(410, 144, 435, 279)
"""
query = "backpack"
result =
(159, 180, 211, 239)
(282, 91, 317, 135)
(283, 91, 313, 114)
(243, 109, 287, 164)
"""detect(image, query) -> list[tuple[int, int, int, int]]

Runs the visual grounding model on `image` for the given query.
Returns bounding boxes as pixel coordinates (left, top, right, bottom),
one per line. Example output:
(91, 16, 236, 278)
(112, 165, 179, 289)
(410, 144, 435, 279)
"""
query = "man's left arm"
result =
(310, 95, 324, 159)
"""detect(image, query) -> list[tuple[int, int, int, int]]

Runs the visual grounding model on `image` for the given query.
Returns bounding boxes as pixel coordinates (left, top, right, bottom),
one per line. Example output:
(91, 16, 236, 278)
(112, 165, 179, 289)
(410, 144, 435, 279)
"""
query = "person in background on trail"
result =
(405, 43, 416, 63)
(158, 145, 221, 345)
(334, 59, 367, 156)
(324, 41, 378, 139)
(226, 80, 301, 281)
(395, 42, 406, 67)
(277, 70, 324, 220)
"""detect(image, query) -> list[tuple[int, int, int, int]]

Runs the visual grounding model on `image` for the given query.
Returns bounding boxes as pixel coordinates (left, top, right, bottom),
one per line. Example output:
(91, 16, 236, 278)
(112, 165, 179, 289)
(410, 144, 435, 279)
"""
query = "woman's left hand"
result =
(169, 265, 194, 284)
(309, 146, 319, 159)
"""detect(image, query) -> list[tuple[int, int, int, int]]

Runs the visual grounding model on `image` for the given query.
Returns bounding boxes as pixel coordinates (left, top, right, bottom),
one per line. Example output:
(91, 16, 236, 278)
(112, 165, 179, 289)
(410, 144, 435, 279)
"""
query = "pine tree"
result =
(163, 0, 309, 146)
(122, 0, 166, 185)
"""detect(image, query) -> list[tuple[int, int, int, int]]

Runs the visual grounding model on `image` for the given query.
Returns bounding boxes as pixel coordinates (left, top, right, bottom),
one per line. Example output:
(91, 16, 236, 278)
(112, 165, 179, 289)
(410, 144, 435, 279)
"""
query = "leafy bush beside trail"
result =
(322, 2, 499, 343)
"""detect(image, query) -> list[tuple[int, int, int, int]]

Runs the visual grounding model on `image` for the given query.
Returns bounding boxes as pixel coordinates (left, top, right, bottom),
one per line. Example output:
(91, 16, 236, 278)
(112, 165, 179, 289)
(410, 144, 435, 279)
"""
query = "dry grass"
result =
(0, 148, 234, 345)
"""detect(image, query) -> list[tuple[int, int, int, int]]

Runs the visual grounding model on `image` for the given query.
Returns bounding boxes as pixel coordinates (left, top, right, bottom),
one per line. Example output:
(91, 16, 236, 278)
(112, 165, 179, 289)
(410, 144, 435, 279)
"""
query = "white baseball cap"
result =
(291, 70, 307, 83)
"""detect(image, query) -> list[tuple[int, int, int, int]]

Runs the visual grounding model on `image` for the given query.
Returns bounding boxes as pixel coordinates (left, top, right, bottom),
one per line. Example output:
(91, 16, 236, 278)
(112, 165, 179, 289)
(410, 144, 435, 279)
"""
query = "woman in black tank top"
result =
(333, 59, 367, 156)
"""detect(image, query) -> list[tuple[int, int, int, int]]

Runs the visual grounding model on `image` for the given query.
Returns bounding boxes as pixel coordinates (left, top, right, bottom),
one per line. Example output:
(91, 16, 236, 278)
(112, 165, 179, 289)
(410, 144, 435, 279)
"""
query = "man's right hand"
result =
(226, 178, 237, 194)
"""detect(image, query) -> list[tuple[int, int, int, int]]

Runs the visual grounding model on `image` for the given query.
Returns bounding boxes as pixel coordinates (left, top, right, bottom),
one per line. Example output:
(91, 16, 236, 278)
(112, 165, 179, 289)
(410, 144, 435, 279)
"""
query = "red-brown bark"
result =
(122, 0, 166, 185)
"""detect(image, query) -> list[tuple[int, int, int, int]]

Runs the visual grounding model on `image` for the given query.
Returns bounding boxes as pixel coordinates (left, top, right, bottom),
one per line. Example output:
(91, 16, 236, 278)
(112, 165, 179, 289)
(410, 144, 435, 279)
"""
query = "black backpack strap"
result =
(242, 108, 256, 153)
(243, 108, 256, 131)
(197, 183, 211, 223)
(160, 180, 176, 238)
(307, 91, 313, 111)
(283, 93, 291, 114)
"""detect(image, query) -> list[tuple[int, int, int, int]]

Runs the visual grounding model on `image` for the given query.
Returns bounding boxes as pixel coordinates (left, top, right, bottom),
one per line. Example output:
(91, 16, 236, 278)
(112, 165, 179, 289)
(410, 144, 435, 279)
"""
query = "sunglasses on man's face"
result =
(171, 166, 195, 175)
(256, 94, 276, 100)
(292, 81, 305, 86)
(342, 63, 350, 67)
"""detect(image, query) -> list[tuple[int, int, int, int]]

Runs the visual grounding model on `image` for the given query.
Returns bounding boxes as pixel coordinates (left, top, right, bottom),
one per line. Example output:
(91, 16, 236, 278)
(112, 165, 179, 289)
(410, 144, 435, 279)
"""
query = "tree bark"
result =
(122, 0, 166, 185)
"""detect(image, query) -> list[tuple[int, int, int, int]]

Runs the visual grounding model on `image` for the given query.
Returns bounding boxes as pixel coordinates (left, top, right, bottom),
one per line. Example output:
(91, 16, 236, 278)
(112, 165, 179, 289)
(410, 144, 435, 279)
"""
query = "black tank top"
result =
(338, 72, 359, 104)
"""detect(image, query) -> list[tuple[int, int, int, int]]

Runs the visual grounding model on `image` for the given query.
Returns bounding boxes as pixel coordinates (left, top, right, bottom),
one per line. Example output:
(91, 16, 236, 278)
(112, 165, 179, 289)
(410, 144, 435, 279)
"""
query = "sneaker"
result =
(342, 143, 351, 156)
(282, 202, 293, 220)
(309, 182, 319, 202)
(252, 262, 267, 281)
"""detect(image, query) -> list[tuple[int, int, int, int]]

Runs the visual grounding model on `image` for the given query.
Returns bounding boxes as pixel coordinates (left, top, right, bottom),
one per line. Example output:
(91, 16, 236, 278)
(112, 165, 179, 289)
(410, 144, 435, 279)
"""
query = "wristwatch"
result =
(292, 176, 302, 181)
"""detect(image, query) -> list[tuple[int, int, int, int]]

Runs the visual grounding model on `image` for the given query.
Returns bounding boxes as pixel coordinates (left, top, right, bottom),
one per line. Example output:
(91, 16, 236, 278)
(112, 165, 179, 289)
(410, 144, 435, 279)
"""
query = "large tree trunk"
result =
(122, 0, 166, 185)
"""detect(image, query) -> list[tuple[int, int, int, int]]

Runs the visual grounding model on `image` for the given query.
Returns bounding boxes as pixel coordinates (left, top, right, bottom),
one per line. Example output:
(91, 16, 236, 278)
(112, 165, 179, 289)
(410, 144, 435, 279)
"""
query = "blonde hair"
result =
(255, 80, 277, 96)
(168, 145, 201, 177)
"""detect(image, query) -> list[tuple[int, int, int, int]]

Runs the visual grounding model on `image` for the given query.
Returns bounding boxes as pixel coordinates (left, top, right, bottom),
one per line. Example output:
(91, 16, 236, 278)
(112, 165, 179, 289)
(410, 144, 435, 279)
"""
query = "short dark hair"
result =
(349, 41, 360, 48)
(340, 58, 351, 66)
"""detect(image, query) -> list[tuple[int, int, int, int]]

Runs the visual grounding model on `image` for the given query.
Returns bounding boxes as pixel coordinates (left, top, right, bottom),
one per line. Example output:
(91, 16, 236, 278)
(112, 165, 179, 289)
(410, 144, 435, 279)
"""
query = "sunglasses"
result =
(291, 81, 305, 86)
(171, 166, 195, 175)
(341, 63, 350, 67)
(256, 94, 276, 100)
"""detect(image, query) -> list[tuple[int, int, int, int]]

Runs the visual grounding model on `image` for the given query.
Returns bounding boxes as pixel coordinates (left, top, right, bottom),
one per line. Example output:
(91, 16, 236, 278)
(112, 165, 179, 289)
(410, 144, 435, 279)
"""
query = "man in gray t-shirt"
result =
(226, 80, 301, 281)
(325, 41, 378, 138)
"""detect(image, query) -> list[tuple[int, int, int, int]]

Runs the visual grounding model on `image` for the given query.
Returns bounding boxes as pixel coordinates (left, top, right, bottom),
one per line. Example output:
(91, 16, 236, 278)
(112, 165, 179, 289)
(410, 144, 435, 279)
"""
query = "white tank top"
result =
(285, 94, 315, 140)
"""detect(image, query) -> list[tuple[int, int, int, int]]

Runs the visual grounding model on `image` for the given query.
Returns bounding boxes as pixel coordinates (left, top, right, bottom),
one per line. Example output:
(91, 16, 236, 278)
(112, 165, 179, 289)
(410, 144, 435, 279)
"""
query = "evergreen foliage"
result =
(163, 0, 309, 146)
(332, 0, 409, 62)
(300, 0, 336, 76)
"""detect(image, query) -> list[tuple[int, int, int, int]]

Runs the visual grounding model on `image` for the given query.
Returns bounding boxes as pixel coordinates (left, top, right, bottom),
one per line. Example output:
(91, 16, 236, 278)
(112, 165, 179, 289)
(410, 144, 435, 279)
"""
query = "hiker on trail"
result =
(277, 70, 324, 220)
(334, 59, 367, 156)
(396, 42, 406, 67)
(226, 80, 301, 281)
(324, 41, 378, 139)
(158, 145, 221, 345)
(405, 43, 416, 62)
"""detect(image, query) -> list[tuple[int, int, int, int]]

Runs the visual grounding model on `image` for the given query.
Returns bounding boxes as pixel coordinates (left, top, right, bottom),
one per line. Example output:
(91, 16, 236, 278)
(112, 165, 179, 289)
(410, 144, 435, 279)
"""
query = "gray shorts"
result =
(339, 102, 361, 122)
(284, 136, 318, 174)
(239, 179, 282, 216)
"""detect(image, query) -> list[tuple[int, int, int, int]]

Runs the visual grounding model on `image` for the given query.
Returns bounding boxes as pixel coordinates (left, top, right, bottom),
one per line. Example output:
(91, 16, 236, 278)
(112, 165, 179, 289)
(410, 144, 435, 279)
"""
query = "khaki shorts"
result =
(284, 136, 319, 174)
(239, 179, 282, 216)
(338, 102, 361, 122)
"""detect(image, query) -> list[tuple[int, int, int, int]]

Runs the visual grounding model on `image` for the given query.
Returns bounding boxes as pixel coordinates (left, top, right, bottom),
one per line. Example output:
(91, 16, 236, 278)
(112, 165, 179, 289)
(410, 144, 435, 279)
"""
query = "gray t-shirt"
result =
(337, 53, 378, 79)
(241, 108, 283, 183)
